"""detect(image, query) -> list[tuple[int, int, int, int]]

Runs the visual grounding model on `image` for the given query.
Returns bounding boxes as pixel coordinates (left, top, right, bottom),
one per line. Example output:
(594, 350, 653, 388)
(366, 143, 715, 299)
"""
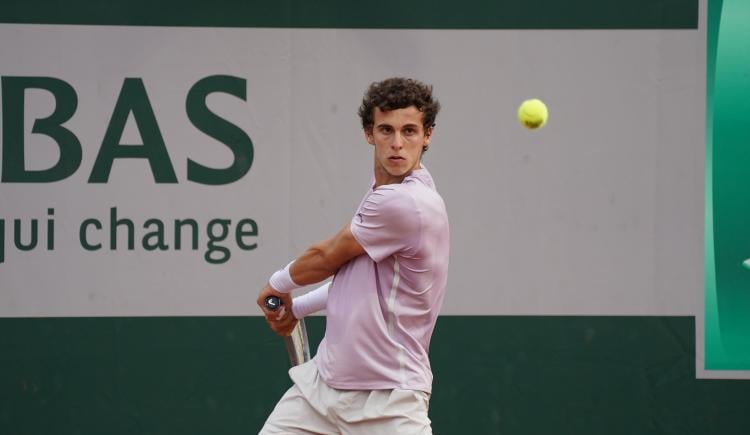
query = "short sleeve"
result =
(350, 187, 421, 263)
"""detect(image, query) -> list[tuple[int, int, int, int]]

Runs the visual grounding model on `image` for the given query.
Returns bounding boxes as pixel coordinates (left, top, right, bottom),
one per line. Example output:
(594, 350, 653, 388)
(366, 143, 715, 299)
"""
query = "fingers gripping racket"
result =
(264, 296, 311, 367)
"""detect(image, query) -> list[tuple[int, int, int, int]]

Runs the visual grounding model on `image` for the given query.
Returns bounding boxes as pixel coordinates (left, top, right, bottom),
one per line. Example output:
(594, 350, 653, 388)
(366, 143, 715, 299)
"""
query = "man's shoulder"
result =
(365, 169, 443, 216)
(368, 184, 419, 215)
(368, 184, 444, 228)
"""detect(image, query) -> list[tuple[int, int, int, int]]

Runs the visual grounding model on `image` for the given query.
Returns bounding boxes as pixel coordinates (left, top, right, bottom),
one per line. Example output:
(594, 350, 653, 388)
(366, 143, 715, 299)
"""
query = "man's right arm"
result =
(257, 222, 363, 335)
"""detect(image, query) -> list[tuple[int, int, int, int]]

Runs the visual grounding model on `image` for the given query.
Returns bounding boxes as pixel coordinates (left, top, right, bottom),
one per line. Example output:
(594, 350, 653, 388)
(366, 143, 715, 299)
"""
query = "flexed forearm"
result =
(290, 229, 363, 285)
(270, 223, 365, 293)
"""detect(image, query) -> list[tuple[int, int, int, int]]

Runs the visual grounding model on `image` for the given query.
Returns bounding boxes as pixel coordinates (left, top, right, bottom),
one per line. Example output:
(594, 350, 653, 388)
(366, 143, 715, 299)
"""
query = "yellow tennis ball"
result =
(517, 99, 548, 129)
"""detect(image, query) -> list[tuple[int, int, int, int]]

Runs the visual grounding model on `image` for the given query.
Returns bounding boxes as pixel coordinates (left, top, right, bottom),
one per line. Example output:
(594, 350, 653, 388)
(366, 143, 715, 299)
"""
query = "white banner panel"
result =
(0, 25, 704, 316)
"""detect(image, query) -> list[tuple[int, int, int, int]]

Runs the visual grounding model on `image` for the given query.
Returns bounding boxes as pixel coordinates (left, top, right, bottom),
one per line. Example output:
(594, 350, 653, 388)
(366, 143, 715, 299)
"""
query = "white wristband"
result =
(292, 282, 330, 319)
(268, 261, 301, 294)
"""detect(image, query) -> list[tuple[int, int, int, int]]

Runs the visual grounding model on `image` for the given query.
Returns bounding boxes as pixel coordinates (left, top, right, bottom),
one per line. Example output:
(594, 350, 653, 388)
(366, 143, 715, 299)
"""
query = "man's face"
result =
(365, 106, 432, 186)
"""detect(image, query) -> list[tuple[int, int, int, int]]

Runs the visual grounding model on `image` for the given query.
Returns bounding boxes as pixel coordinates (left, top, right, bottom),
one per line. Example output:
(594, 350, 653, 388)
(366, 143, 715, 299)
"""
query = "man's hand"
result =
(257, 284, 298, 336)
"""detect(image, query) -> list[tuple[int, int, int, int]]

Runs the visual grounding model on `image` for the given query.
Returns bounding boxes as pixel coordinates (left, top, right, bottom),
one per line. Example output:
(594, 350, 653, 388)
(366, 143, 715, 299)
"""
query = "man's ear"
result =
(424, 126, 434, 145)
(364, 127, 374, 145)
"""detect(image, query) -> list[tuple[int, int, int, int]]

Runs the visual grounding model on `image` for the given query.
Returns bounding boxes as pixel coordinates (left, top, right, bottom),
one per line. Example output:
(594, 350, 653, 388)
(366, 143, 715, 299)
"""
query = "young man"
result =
(257, 77, 449, 434)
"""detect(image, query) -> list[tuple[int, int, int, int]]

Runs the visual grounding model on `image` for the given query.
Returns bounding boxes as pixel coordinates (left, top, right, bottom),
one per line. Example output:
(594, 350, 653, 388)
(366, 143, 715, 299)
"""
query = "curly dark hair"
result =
(358, 77, 440, 131)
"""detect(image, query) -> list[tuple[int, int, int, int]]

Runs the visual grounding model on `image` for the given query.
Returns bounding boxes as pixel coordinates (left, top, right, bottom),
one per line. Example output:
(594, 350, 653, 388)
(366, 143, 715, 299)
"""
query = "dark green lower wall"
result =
(1, 316, 749, 434)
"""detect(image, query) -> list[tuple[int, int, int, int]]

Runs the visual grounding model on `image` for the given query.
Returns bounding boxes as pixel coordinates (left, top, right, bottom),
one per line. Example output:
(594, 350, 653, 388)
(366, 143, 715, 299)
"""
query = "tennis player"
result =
(257, 77, 449, 434)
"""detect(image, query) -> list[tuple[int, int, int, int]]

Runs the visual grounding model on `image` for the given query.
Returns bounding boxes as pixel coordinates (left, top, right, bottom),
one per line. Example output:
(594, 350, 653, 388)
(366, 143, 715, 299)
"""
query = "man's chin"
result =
(386, 169, 410, 178)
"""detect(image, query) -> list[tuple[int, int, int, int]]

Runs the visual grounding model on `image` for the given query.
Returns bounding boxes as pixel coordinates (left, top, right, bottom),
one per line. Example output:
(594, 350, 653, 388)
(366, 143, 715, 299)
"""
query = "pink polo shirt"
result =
(314, 167, 450, 393)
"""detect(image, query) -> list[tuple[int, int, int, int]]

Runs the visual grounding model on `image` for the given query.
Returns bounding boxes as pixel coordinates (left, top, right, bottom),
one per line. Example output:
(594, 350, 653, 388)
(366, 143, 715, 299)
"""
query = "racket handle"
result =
(263, 294, 309, 366)
(264, 295, 282, 312)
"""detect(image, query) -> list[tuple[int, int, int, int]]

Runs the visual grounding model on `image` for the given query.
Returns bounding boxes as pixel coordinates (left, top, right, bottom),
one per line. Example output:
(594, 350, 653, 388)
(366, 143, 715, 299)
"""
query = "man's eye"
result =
(404, 128, 416, 135)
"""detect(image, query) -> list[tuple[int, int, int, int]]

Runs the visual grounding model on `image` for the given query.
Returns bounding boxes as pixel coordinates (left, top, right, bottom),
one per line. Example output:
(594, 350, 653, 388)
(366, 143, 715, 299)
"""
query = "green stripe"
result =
(706, 0, 750, 369)
(0, 0, 698, 29)
(2, 316, 749, 434)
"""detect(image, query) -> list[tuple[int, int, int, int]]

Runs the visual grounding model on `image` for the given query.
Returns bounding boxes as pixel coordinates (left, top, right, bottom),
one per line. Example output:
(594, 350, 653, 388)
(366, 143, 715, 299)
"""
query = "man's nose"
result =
(391, 133, 404, 149)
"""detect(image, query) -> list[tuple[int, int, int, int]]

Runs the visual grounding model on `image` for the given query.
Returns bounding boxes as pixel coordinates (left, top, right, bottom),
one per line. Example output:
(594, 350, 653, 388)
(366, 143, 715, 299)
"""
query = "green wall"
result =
(2, 316, 749, 434)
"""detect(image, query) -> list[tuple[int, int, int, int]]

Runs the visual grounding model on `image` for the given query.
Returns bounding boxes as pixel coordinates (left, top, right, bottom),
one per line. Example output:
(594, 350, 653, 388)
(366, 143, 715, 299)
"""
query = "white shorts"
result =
(259, 360, 432, 434)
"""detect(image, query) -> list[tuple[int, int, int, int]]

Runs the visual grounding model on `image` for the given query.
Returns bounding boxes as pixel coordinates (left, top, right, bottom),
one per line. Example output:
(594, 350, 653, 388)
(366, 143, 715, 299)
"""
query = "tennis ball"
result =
(517, 99, 548, 129)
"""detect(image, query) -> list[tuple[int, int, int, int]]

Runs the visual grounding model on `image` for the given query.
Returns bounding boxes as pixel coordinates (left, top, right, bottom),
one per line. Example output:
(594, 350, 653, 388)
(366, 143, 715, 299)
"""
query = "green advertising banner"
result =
(706, 0, 750, 370)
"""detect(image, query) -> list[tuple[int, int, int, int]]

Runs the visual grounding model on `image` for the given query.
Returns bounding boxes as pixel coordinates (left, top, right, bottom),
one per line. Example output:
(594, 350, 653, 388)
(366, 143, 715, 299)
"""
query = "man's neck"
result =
(373, 164, 422, 188)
